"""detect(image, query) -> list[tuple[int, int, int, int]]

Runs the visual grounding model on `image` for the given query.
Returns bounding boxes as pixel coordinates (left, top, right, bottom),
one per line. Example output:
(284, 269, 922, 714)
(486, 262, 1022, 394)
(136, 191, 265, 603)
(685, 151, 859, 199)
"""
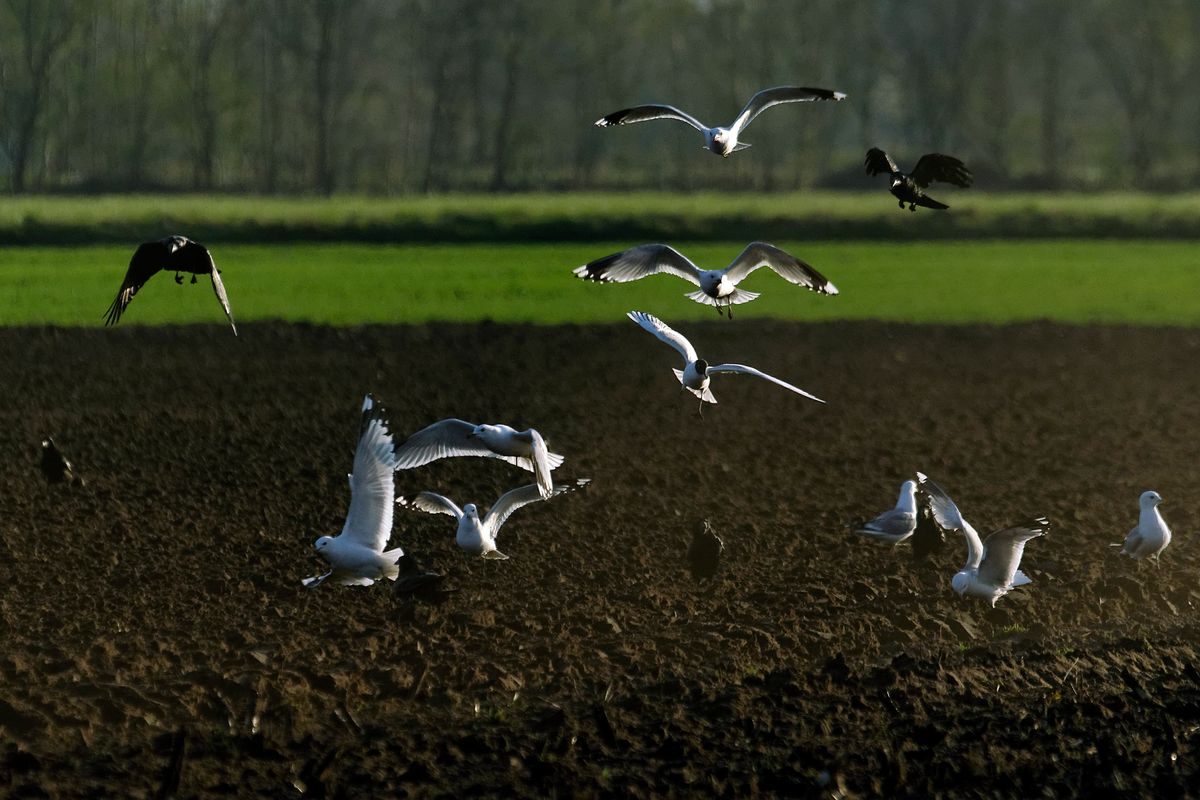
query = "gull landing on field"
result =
(575, 243, 837, 318)
(302, 394, 404, 588)
(393, 419, 564, 499)
(596, 86, 846, 157)
(917, 472, 1048, 607)
(627, 311, 824, 413)
(398, 479, 590, 560)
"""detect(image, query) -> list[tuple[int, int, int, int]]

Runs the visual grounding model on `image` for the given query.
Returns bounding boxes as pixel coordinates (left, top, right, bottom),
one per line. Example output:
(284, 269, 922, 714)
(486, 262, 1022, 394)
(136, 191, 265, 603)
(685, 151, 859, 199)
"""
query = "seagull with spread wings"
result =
(917, 472, 1047, 606)
(596, 86, 845, 157)
(393, 420, 564, 499)
(628, 311, 824, 410)
(104, 235, 237, 333)
(302, 394, 404, 588)
(864, 148, 973, 211)
(398, 479, 589, 560)
(575, 243, 837, 318)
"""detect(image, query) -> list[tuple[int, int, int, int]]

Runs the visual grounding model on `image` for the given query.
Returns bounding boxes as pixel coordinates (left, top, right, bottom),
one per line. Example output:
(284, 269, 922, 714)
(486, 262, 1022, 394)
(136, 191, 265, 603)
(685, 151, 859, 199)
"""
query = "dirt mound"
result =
(2, 320, 1200, 797)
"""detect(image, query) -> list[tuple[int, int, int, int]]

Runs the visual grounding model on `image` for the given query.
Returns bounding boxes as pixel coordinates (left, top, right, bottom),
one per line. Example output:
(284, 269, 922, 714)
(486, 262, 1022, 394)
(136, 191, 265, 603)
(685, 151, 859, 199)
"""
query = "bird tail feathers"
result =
(1012, 569, 1032, 587)
(382, 548, 404, 579)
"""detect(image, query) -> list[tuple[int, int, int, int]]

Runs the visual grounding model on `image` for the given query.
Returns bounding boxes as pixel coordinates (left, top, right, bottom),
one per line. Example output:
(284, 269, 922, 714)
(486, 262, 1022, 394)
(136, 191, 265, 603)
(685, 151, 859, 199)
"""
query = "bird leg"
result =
(727, 300, 734, 320)
(898, 200, 905, 209)
(174, 272, 184, 284)
(909, 204, 917, 212)
(190, 275, 198, 284)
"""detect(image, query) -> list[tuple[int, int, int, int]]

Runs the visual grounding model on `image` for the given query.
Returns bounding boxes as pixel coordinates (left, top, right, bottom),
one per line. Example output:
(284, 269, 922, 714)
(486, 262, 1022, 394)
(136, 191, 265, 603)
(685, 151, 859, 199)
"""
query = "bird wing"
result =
(722, 242, 838, 295)
(729, 86, 846, 134)
(708, 363, 824, 403)
(208, 265, 238, 335)
(978, 518, 1049, 588)
(485, 478, 590, 537)
(393, 418, 493, 469)
(910, 153, 973, 188)
(627, 311, 698, 362)
(864, 147, 899, 176)
(573, 244, 702, 287)
(397, 491, 463, 520)
(104, 241, 167, 325)
(595, 104, 707, 131)
(915, 472, 966, 531)
(340, 394, 400, 553)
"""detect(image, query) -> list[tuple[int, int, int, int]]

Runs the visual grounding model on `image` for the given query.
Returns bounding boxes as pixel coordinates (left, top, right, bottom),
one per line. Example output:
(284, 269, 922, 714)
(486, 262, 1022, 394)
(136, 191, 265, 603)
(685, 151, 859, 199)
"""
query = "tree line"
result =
(1, 0, 1197, 195)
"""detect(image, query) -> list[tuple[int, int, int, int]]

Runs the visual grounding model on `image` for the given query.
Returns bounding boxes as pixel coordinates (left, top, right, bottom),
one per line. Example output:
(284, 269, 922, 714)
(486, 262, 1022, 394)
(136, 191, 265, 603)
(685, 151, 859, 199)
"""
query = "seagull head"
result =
(313, 535, 334, 552)
(950, 571, 970, 596)
(1140, 490, 1163, 509)
(463, 503, 479, 518)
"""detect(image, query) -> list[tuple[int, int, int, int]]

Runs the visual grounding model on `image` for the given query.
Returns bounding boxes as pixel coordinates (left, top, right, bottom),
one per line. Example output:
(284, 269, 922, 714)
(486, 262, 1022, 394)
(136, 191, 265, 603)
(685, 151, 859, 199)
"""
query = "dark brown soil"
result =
(4, 320, 1200, 798)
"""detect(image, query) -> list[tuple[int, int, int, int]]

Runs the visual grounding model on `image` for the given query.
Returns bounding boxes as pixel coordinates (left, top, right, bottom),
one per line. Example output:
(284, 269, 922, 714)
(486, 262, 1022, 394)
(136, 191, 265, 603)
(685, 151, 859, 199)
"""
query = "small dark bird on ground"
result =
(104, 235, 237, 334)
(687, 519, 724, 581)
(864, 148, 973, 211)
(909, 499, 947, 560)
(40, 437, 83, 486)
(392, 554, 457, 602)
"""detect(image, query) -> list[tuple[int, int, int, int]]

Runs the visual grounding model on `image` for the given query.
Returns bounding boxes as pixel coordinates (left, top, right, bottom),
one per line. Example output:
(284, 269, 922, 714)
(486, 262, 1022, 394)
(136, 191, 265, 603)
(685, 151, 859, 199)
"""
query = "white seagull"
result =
(856, 480, 918, 545)
(302, 394, 404, 588)
(627, 311, 823, 409)
(394, 419, 563, 499)
(576, 243, 837, 318)
(917, 472, 1048, 607)
(1115, 490, 1171, 564)
(398, 479, 590, 559)
(596, 85, 846, 157)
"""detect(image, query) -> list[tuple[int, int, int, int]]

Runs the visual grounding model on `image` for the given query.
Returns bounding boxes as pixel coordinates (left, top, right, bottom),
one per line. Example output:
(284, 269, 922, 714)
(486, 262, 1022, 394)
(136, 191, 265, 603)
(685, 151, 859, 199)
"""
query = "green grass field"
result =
(0, 241, 1193, 327)
(5, 192, 1200, 243)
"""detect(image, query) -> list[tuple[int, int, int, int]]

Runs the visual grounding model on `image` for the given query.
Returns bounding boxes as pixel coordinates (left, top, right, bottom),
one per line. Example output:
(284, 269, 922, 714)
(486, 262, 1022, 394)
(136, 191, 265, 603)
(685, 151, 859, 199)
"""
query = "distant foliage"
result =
(0, 0, 1197, 194)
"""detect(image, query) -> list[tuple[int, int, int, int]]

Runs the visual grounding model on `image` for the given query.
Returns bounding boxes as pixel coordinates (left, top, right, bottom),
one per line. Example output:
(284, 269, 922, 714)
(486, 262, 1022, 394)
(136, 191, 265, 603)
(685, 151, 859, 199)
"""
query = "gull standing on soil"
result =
(302, 394, 404, 588)
(917, 472, 1048, 606)
(397, 479, 590, 559)
(576, 243, 837, 318)
(104, 235, 237, 334)
(596, 86, 846, 157)
(864, 148, 973, 211)
(855, 480, 918, 545)
(1114, 491, 1171, 564)
(627, 311, 824, 410)
(393, 419, 564, 499)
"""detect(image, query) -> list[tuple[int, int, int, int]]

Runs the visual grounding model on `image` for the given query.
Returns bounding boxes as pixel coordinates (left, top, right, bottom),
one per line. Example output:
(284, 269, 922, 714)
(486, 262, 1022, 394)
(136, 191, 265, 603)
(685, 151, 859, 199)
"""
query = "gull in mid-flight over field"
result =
(864, 148, 973, 211)
(576, 243, 837, 318)
(917, 472, 1048, 606)
(398, 479, 590, 560)
(596, 86, 846, 157)
(393, 419, 564, 499)
(855, 480, 918, 545)
(1114, 491, 1171, 564)
(628, 311, 823, 410)
(104, 235, 237, 334)
(302, 394, 404, 588)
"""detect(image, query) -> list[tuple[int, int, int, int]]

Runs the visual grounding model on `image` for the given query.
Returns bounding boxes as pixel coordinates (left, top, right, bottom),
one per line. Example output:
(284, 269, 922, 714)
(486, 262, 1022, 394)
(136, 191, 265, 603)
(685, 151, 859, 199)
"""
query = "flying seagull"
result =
(391, 554, 457, 602)
(576, 243, 837, 318)
(40, 437, 83, 486)
(917, 472, 1047, 606)
(302, 394, 404, 588)
(596, 86, 846, 157)
(393, 420, 564, 499)
(397, 479, 590, 560)
(687, 519, 724, 581)
(864, 148, 973, 211)
(104, 235, 237, 334)
(1114, 491, 1171, 565)
(855, 480, 918, 545)
(628, 311, 823, 410)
